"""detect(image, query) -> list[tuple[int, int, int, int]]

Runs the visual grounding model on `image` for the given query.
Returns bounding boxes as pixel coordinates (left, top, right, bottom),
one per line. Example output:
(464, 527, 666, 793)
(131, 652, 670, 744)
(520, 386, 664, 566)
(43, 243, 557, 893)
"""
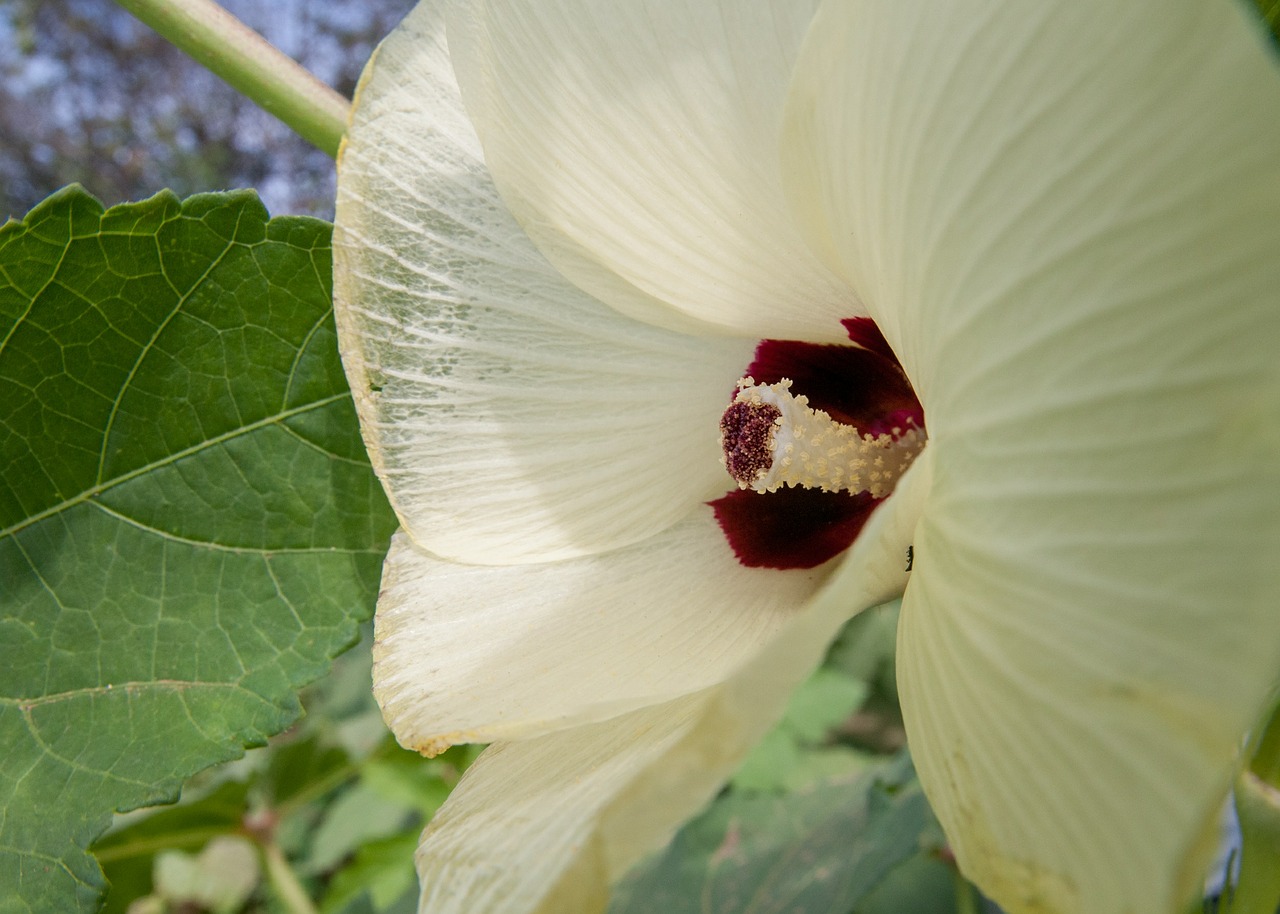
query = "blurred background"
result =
(0, 0, 413, 222)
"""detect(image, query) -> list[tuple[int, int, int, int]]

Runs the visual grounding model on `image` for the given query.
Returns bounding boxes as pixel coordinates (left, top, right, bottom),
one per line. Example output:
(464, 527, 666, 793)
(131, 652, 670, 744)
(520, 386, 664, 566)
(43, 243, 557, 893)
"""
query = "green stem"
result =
(262, 840, 321, 914)
(953, 869, 980, 914)
(111, 0, 350, 158)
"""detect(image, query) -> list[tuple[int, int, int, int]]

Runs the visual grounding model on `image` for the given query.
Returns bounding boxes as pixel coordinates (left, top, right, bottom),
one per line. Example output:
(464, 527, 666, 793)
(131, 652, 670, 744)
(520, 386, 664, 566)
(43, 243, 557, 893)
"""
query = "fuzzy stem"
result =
(112, 0, 350, 158)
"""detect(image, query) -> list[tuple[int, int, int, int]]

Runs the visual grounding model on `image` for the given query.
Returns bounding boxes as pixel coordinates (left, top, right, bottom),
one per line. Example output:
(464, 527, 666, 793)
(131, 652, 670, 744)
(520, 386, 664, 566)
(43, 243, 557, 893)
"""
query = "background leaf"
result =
(610, 753, 953, 914)
(320, 831, 420, 914)
(0, 186, 395, 912)
(731, 667, 871, 794)
(92, 780, 252, 912)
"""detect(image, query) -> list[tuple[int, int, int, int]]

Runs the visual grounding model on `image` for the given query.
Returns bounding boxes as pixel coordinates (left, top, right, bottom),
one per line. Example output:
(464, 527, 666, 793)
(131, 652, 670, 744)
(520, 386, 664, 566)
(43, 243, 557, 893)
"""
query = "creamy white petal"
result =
(784, 1, 1280, 911)
(333, 2, 756, 564)
(407, 459, 930, 914)
(444, 0, 858, 341)
(414, 694, 731, 914)
(373, 509, 824, 754)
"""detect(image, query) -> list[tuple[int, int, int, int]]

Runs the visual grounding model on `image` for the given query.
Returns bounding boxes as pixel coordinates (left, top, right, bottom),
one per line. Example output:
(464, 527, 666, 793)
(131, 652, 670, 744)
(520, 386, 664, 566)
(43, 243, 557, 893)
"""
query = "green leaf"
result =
(0, 186, 395, 913)
(779, 667, 868, 744)
(732, 664, 871, 793)
(260, 735, 354, 811)
(95, 780, 251, 914)
(826, 600, 899, 702)
(321, 830, 420, 914)
(855, 852, 959, 914)
(307, 781, 414, 875)
(611, 753, 945, 914)
(360, 742, 481, 819)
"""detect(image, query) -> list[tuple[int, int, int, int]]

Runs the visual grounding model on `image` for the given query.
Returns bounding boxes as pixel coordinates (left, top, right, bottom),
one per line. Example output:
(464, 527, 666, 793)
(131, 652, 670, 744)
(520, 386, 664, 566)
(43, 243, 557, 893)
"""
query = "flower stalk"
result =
(112, 0, 350, 158)
(259, 840, 320, 914)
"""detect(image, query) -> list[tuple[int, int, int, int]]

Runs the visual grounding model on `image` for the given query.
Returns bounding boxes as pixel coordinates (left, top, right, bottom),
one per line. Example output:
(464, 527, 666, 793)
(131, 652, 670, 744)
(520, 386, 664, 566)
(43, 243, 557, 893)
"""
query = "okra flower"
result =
(332, 1, 1280, 912)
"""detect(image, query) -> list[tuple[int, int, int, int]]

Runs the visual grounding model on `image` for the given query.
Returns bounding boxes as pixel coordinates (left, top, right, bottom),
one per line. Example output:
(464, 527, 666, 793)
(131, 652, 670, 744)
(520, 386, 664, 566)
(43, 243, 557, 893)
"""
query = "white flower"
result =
(332, 1, 1280, 912)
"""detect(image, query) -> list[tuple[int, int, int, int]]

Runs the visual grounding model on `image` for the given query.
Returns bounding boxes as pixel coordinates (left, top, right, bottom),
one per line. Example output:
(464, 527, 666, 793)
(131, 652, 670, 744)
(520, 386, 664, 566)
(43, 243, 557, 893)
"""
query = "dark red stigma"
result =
(709, 318, 923, 570)
(719, 400, 780, 487)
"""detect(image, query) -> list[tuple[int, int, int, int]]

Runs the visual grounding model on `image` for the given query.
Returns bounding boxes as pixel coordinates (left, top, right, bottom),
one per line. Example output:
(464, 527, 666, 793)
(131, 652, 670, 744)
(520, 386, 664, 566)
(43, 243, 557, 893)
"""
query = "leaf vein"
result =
(0, 393, 350, 540)
(96, 219, 240, 485)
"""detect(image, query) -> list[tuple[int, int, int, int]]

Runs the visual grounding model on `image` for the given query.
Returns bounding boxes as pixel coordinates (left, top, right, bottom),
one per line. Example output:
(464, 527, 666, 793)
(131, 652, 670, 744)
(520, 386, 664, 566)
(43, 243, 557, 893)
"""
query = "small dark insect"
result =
(905, 544, 914, 572)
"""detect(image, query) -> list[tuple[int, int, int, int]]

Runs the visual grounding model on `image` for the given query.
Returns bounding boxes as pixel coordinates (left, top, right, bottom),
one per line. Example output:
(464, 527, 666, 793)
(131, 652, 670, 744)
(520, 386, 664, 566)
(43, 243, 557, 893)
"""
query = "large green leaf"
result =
(0, 186, 395, 912)
(610, 753, 950, 914)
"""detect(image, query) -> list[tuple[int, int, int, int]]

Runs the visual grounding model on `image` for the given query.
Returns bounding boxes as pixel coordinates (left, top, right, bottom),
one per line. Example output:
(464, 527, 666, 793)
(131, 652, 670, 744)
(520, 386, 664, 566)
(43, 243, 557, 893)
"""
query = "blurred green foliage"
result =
(93, 626, 482, 914)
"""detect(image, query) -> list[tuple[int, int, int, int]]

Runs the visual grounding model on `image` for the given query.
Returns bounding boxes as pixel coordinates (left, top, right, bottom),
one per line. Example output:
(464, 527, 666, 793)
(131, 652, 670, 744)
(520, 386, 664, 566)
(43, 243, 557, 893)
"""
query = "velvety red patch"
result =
(710, 488, 881, 570)
(743, 328, 922, 438)
(713, 319, 922, 570)
(840, 316, 895, 360)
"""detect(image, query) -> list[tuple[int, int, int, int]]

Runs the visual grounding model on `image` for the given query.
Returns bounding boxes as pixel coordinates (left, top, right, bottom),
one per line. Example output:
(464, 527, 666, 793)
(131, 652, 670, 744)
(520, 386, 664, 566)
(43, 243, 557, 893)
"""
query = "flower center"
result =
(720, 377, 925, 498)
(708, 318, 926, 570)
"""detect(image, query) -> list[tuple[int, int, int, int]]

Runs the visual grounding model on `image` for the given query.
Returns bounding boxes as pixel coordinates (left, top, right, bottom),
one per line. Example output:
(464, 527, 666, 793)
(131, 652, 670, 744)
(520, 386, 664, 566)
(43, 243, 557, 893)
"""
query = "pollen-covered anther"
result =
(719, 377, 925, 498)
(719, 386, 782, 488)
